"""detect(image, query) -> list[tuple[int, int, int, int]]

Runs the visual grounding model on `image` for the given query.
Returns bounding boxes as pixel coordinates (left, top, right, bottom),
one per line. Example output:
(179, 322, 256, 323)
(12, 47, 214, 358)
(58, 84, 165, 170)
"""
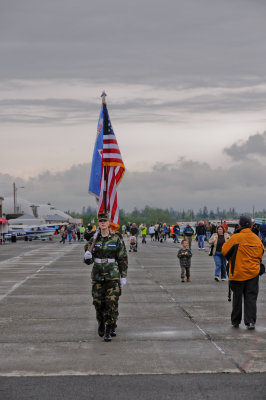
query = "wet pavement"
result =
(0, 237, 266, 398)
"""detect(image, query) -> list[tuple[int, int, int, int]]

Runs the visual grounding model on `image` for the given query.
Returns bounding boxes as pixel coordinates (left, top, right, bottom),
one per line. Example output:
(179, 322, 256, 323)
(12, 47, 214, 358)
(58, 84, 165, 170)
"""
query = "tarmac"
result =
(0, 236, 266, 398)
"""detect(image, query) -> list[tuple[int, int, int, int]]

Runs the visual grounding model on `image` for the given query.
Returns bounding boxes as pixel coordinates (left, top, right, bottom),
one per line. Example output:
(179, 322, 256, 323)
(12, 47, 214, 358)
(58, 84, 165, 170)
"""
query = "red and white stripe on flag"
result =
(98, 128, 125, 231)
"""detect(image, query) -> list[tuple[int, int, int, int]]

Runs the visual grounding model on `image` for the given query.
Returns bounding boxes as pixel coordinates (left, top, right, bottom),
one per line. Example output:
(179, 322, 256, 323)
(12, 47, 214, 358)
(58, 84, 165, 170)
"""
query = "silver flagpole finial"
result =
(101, 91, 107, 103)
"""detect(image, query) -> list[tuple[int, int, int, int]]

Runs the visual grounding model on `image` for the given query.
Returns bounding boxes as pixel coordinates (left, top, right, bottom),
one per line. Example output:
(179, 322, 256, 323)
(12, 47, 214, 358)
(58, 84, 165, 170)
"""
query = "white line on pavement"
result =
(139, 261, 228, 357)
(0, 244, 77, 302)
(0, 265, 46, 302)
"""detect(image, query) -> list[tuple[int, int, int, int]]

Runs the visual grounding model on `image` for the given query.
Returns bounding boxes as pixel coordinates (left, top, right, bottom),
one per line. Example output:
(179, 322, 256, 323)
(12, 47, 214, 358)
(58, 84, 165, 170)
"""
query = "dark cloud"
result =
(1, 0, 266, 132)
(1, 85, 266, 126)
(1, 0, 266, 85)
(0, 98, 99, 125)
(1, 156, 266, 213)
(224, 131, 266, 161)
(0, 165, 94, 213)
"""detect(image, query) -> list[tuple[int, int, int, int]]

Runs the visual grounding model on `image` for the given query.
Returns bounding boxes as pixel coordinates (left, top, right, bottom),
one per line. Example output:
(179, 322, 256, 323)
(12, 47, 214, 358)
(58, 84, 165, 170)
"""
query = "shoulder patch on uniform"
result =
(107, 244, 117, 247)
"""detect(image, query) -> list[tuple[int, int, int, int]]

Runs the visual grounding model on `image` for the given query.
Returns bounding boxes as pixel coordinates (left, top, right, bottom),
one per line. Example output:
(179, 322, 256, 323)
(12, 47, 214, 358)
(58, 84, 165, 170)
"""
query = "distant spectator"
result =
(196, 222, 206, 250)
(163, 223, 168, 241)
(149, 224, 156, 241)
(205, 222, 212, 242)
(183, 223, 194, 249)
(130, 222, 139, 249)
(126, 222, 131, 238)
(60, 226, 67, 244)
(130, 222, 139, 237)
(72, 229, 77, 241)
(159, 227, 164, 243)
(141, 224, 147, 244)
(154, 223, 160, 241)
(211, 223, 217, 235)
(76, 226, 81, 241)
(79, 225, 85, 240)
(259, 220, 266, 247)
(173, 222, 180, 243)
(67, 224, 73, 244)
(233, 224, 240, 234)
(251, 223, 260, 236)
(222, 220, 228, 232)
(170, 224, 175, 239)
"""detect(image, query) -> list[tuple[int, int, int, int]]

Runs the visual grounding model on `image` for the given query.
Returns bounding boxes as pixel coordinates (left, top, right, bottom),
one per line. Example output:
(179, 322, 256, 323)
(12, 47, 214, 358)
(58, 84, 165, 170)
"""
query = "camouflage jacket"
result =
(85, 232, 128, 281)
(177, 248, 192, 267)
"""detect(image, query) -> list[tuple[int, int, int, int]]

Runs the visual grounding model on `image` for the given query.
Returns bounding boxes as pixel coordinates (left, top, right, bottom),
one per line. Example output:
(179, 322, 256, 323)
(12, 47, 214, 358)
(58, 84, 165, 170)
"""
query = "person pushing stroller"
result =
(129, 223, 139, 252)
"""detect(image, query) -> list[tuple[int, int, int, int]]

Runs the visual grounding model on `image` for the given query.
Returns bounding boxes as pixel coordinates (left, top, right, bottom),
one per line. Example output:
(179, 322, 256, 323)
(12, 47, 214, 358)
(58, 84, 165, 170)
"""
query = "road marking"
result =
(0, 265, 46, 302)
(0, 244, 77, 302)
(166, 290, 226, 356)
(138, 259, 245, 373)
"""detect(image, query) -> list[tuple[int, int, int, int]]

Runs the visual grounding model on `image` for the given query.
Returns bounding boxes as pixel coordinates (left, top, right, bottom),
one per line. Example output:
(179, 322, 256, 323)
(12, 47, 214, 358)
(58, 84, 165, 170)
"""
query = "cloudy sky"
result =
(1, 0, 266, 213)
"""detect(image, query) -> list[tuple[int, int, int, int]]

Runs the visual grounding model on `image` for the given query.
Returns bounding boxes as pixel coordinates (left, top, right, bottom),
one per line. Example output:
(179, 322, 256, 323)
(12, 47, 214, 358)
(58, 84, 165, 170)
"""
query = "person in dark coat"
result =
(196, 222, 206, 250)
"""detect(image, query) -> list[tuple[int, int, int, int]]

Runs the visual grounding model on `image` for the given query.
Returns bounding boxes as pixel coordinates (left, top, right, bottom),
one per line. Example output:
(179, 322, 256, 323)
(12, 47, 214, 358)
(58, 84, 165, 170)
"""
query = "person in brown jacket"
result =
(222, 215, 264, 330)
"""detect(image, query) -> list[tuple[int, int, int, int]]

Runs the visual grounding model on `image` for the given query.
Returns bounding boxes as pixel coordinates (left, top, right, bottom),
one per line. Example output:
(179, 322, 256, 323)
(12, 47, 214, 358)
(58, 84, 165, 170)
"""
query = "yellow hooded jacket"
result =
(222, 228, 264, 281)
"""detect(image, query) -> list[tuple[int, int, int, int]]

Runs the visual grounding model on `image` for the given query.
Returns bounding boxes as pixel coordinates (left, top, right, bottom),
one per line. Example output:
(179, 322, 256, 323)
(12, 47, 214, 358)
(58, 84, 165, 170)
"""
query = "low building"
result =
(2, 197, 81, 225)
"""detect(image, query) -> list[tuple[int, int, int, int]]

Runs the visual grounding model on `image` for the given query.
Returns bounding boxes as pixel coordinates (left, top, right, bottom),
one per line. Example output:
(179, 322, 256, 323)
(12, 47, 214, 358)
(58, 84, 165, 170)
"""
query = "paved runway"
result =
(0, 237, 266, 398)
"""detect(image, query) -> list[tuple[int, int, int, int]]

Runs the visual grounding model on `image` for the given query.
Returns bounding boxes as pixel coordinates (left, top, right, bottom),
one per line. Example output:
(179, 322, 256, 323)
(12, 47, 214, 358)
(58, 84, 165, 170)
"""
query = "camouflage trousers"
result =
(180, 266, 190, 279)
(92, 279, 121, 326)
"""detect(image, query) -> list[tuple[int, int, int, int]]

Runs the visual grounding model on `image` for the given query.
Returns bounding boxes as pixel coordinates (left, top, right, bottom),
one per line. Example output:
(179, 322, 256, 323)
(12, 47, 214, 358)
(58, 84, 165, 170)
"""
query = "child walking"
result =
(177, 239, 192, 282)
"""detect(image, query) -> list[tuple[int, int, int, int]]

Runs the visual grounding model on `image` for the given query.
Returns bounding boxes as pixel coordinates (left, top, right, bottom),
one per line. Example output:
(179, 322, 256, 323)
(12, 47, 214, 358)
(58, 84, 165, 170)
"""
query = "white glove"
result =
(121, 277, 127, 288)
(93, 229, 99, 240)
(84, 251, 92, 260)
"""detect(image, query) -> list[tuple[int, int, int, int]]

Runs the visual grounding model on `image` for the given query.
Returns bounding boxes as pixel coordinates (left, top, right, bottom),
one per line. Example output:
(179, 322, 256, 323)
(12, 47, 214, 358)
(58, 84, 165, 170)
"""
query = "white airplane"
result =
(5, 224, 56, 241)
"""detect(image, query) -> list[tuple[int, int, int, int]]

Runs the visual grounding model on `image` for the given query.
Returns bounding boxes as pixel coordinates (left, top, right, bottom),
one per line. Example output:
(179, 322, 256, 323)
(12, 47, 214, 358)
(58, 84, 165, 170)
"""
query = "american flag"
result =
(98, 102, 125, 231)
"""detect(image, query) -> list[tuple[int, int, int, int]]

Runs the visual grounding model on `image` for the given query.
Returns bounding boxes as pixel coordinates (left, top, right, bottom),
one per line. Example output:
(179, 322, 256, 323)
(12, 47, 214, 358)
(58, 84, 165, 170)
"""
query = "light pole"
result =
(13, 183, 25, 213)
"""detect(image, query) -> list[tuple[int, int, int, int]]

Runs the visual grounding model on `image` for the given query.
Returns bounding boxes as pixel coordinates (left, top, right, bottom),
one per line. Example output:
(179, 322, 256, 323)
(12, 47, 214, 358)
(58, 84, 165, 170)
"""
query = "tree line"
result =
(69, 205, 266, 229)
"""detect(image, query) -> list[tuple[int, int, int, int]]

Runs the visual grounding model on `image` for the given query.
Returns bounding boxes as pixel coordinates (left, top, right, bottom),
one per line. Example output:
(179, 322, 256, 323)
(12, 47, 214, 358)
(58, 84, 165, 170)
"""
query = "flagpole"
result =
(101, 91, 108, 214)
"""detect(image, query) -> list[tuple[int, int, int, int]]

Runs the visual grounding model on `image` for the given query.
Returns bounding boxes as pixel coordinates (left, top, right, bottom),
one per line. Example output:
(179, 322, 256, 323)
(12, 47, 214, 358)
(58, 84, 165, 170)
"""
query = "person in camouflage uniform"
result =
(177, 239, 192, 282)
(84, 213, 128, 342)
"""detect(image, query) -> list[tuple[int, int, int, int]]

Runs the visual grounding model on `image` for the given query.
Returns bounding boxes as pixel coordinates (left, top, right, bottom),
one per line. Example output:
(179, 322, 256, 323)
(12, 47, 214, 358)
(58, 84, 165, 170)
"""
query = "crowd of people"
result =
(59, 223, 87, 244)
(83, 215, 265, 339)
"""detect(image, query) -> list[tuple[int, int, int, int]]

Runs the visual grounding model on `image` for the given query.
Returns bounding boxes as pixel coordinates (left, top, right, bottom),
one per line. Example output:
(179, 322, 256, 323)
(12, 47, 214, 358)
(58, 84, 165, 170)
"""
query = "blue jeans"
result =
(213, 251, 226, 279)
(67, 233, 73, 243)
(173, 233, 179, 243)
(198, 234, 205, 248)
(206, 231, 211, 241)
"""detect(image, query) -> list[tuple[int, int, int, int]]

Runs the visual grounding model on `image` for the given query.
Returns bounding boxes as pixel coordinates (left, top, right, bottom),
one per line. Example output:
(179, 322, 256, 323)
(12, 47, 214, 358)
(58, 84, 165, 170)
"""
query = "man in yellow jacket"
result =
(222, 215, 264, 330)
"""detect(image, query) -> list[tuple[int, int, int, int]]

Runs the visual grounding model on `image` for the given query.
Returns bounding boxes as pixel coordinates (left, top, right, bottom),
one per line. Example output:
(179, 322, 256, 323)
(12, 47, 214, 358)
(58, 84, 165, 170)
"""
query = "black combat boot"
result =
(104, 325, 112, 342)
(110, 323, 117, 337)
(98, 320, 105, 337)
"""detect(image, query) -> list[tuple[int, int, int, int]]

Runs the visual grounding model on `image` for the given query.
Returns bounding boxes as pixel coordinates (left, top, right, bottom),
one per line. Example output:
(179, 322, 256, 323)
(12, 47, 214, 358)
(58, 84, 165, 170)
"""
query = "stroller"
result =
(129, 235, 137, 252)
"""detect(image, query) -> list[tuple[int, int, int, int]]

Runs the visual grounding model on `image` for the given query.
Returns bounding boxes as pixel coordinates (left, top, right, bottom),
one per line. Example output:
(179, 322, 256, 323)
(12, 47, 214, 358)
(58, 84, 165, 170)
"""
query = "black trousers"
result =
(230, 275, 259, 326)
